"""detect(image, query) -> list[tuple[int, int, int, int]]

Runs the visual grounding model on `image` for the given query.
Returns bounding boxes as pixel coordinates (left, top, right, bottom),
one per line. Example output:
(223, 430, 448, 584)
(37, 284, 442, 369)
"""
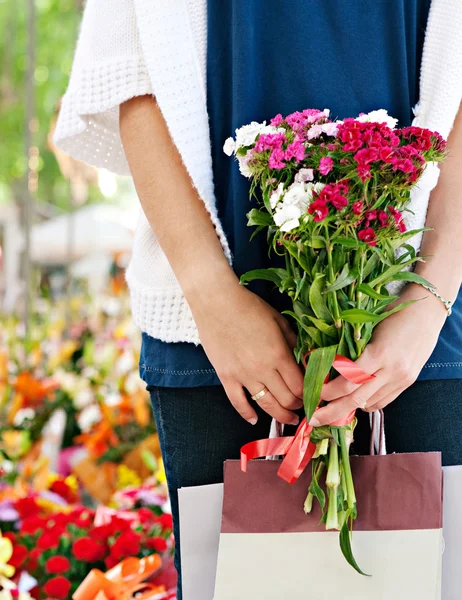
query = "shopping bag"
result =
(178, 483, 224, 600)
(441, 465, 462, 600)
(214, 453, 443, 600)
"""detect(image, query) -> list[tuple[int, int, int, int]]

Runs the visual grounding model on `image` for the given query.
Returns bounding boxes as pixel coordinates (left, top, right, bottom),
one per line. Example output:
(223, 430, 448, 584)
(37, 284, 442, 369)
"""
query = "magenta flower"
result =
(308, 199, 329, 222)
(319, 157, 334, 175)
(358, 227, 377, 246)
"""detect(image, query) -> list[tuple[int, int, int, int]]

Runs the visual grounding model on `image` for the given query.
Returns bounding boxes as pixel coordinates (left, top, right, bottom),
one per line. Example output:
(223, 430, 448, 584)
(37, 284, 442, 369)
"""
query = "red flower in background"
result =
(37, 530, 62, 551)
(145, 537, 168, 553)
(43, 576, 72, 600)
(158, 513, 173, 531)
(110, 530, 141, 562)
(15, 497, 39, 518)
(20, 515, 46, 535)
(72, 537, 107, 562)
(8, 544, 28, 569)
(26, 548, 41, 572)
(45, 556, 71, 574)
(49, 480, 79, 504)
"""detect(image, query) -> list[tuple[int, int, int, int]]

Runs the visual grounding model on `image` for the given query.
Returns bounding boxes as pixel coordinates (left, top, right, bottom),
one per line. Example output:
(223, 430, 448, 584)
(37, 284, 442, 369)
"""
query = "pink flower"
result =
(284, 139, 306, 162)
(308, 199, 329, 222)
(270, 113, 283, 127)
(268, 148, 286, 170)
(378, 210, 389, 227)
(319, 156, 334, 175)
(352, 201, 363, 216)
(388, 206, 407, 232)
(358, 227, 377, 246)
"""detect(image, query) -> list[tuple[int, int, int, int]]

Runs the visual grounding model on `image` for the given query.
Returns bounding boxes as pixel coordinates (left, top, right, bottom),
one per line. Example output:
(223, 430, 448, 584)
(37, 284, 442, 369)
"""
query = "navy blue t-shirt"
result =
(140, 0, 462, 388)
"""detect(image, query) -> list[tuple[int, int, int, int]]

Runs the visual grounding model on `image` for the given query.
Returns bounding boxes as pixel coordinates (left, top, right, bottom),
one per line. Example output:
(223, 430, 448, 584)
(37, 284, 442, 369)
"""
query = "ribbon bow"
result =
(73, 555, 164, 600)
(241, 355, 374, 484)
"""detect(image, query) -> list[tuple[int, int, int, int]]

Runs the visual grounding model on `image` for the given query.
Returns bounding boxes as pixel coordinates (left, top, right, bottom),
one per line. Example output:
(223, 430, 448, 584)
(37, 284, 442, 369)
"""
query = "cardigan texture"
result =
(54, 0, 462, 344)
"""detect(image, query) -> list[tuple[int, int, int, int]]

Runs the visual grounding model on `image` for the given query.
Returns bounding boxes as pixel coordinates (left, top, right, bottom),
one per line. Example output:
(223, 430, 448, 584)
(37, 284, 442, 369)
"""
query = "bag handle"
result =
(269, 409, 386, 458)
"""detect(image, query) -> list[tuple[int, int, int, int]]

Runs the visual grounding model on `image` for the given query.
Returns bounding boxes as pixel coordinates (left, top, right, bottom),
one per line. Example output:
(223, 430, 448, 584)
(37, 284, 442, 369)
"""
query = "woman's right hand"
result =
(189, 277, 304, 425)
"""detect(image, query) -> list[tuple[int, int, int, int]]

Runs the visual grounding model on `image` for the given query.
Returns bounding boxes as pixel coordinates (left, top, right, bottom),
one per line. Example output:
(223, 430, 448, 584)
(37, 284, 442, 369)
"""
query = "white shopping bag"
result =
(178, 464, 462, 600)
(178, 483, 223, 600)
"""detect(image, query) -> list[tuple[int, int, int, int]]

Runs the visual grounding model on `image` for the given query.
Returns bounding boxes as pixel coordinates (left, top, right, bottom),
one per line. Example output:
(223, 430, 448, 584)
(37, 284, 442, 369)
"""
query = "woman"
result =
(56, 1, 462, 596)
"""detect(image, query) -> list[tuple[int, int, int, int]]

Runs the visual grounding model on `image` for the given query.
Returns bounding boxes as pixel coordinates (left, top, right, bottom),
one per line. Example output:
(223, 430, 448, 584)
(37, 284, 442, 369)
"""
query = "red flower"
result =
(158, 513, 173, 531)
(378, 210, 389, 227)
(2, 532, 15, 544)
(358, 228, 377, 246)
(20, 515, 46, 535)
(388, 205, 407, 232)
(72, 537, 107, 562)
(37, 530, 62, 551)
(26, 548, 41, 572)
(352, 201, 363, 216)
(45, 556, 71, 574)
(138, 508, 155, 524)
(330, 194, 348, 211)
(14, 497, 39, 519)
(104, 555, 120, 570)
(110, 530, 141, 562)
(9, 544, 28, 569)
(50, 480, 79, 504)
(308, 199, 329, 222)
(146, 537, 168, 553)
(43, 576, 72, 600)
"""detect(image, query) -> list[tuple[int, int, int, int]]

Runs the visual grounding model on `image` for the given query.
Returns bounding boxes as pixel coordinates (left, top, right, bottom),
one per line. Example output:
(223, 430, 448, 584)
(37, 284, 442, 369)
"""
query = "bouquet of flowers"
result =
(225, 108, 446, 570)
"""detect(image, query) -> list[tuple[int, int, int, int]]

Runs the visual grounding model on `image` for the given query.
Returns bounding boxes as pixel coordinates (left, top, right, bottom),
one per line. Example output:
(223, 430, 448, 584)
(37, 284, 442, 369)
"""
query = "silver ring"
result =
(251, 386, 269, 402)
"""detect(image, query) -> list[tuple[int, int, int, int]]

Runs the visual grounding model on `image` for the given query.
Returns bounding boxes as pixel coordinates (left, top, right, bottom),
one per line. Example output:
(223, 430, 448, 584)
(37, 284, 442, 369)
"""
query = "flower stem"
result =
(354, 251, 366, 351)
(339, 427, 356, 510)
(326, 486, 339, 530)
(326, 438, 340, 529)
(324, 227, 342, 331)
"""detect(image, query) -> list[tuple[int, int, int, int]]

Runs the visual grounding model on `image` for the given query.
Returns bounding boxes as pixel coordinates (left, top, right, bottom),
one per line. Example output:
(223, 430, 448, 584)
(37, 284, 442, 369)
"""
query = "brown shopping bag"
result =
(214, 451, 443, 600)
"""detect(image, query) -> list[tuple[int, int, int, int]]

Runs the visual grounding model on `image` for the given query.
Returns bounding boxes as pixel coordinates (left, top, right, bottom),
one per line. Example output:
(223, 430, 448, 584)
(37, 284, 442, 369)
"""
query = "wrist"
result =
(181, 262, 240, 312)
(400, 282, 449, 324)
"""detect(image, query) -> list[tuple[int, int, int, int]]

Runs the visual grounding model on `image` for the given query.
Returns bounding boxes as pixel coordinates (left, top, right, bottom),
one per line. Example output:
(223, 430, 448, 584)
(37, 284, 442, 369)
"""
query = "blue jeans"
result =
(149, 378, 462, 599)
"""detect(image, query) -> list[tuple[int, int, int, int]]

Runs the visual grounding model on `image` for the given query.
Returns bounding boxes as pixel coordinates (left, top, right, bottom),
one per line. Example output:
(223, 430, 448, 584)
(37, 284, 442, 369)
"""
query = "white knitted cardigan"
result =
(55, 0, 462, 345)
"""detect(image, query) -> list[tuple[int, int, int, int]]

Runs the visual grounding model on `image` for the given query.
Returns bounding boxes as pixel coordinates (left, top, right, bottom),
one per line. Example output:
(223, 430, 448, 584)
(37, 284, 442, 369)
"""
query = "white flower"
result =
(307, 124, 323, 140)
(357, 109, 398, 129)
(294, 168, 314, 183)
(270, 183, 285, 209)
(125, 371, 142, 394)
(237, 156, 253, 178)
(13, 408, 35, 427)
(223, 137, 236, 156)
(115, 349, 135, 375)
(273, 204, 303, 232)
(260, 125, 286, 135)
(320, 122, 339, 136)
(235, 120, 267, 147)
(74, 388, 94, 410)
(323, 108, 330, 118)
(77, 404, 102, 433)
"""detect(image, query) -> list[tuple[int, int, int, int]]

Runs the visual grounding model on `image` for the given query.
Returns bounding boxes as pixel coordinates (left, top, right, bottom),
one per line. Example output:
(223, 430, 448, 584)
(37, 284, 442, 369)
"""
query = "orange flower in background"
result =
(14, 372, 59, 406)
(75, 421, 119, 458)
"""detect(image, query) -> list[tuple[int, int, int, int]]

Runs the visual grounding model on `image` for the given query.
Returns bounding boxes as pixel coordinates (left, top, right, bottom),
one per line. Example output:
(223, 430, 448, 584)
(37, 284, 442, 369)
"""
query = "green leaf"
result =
(309, 472, 326, 514)
(305, 235, 326, 249)
(309, 275, 333, 323)
(303, 346, 338, 421)
(388, 228, 431, 250)
(304, 315, 337, 337)
(357, 284, 393, 301)
(240, 268, 288, 286)
(343, 323, 357, 360)
(333, 236, 359, 249)
(141, 449, 158, 473)
(246, 208, 273, 227)
(324, 265, 358, 294)
(340, 309, 382, 324)
(282, 239, 311, 272)
(388, 271, 435, 288)
(362, 253, 379, 279)
(312, 249, 327, 278)
(368, 258, 420, 288)
(282, 311, 324, 346)
(339, 515, 370, 576)
(337, 327, 348, 358)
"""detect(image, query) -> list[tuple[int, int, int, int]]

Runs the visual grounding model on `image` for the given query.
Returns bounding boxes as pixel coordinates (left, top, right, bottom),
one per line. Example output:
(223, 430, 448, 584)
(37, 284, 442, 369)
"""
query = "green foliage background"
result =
(0, 0, 101, 210)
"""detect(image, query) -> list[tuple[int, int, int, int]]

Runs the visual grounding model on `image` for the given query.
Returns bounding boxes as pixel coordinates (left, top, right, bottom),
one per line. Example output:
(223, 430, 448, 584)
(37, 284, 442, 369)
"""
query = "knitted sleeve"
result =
(53, 0, 152, 175)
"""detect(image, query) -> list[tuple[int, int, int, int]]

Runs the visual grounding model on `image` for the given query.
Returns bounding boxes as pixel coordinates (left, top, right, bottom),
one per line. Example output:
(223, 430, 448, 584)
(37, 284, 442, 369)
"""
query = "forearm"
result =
(414, 103, 462, 303)
(119, 95, 237, 307)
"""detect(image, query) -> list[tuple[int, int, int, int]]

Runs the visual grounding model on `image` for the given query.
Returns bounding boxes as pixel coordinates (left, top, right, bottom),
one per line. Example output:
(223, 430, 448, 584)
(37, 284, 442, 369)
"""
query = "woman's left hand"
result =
(309, 284, 448, 427)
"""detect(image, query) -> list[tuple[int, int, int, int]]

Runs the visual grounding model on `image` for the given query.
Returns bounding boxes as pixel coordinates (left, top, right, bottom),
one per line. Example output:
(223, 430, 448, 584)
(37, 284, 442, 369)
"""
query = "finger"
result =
(266, 370, 303, 410)
(222, 380, 258, 424)
(249, 385, 299, 426)
(368, 387, 405, 412)
(274, 313, 297, 349)
(277, 356, 304, 400)
(312, 372, 387, 426)
(321, 350, 380, 401)
(362, 383, 402, 412)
